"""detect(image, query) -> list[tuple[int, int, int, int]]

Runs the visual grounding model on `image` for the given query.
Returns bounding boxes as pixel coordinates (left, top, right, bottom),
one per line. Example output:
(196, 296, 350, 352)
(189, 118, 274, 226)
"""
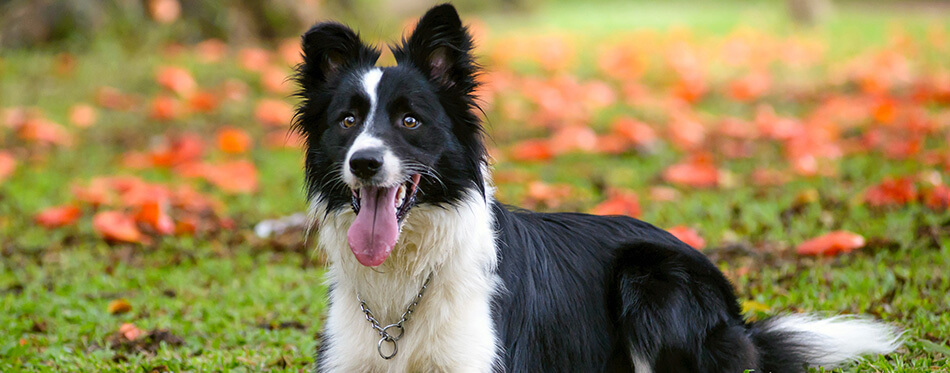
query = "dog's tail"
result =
(747, 314, 902, 372)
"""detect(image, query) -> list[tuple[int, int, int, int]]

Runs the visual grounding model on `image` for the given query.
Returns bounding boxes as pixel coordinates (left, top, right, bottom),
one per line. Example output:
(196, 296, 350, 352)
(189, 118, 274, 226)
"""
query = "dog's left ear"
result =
(397, 4, 477, 91)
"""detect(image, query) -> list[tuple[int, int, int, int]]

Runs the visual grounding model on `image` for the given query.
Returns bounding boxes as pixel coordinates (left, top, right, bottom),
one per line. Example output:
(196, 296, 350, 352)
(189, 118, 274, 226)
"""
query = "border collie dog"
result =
(294, 4, 901, 372)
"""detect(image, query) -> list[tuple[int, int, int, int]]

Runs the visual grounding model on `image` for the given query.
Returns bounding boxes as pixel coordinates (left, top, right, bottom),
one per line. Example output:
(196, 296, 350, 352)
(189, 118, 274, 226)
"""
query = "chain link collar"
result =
(357, 274, 432, 359)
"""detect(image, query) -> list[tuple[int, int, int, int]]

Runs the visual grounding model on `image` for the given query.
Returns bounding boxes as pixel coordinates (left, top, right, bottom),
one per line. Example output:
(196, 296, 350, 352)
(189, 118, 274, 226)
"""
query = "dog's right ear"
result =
(299, 22, 378, 88)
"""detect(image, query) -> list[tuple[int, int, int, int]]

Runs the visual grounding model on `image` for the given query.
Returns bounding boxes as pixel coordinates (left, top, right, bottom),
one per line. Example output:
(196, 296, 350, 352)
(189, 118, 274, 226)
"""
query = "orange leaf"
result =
(510, 139, 553, 162)
(201, 160, 258, 194)
(149, 133, 204, 167)
(727, 71, 771, 102)
(155, 66, 196, 96)
(148, 0, 180, 23)
(238, 48, 271, 72)
(118, 323, 144, 341)
(796, 231, 866, 256)
(261, 67, 292, 94)
(662, 153, 720, 188)
(95, 86, 137, 111)
(68, 104, 98, 128)
(590, 189, 641, 217)
(135, 199, 175, 235)
(149, 95, 181, 121)
(610, 117, 657, 147)
(93, 211, 144, 243)
(195, 38, 228, 63)
(35, 205, 82, 228)
(924, 185, 950, 210)
(524, 181, 572, 209)
(254, 99, 294, 127)
(549, 126, 598, 155)
(186, 90, 219, 113)
(216, 127, 252, 154)
(107, 299, 132, 315)
(277, 38, 304, 66)
(667, 226, 705, 250)
(0, 151, 16, 183)
(264, 130, 304, 149)
(17, 118, 73, 146)
(865, 177, 916, 207)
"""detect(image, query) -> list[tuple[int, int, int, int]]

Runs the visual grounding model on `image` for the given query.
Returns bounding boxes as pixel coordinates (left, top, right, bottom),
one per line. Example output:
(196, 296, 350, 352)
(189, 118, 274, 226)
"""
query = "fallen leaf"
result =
(216, 127, 252, 154)
(524, 181, 572, 209)
(68, 104, 98, 128)
(667, 225, 706, 249)
(149, 95, 181, 121)
(0, 151, 16, 183)
(254, 99, 294, 127)
(924, 185, 950, 210)
(135, 199, 175, 235)
(35, 205, 82, 228)
(118, 323, 144, 341)
(186, 91, 218, 113)
(865, 177, 916, 207)
(108, 299, 133, 315)
(796, 231, 866, 256)
(93, 211, 144, 243)
(662, 153, 720, 188)
(155, 66, 196, 96)
(148, 0, 181, 24)
(201, 160, 259, 194)
(510, 139, 554, 162)
(590, 189, 641, 217)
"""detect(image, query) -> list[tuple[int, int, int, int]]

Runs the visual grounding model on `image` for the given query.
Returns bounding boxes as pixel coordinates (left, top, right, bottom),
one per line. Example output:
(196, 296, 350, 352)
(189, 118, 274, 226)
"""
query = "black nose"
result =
(349, 150, 384, 179)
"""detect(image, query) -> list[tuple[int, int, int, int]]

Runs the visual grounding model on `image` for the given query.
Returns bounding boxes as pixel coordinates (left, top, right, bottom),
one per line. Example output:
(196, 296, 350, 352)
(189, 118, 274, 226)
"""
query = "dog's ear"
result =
(299, 22, 378, 88)
(397, 4, 477, 91)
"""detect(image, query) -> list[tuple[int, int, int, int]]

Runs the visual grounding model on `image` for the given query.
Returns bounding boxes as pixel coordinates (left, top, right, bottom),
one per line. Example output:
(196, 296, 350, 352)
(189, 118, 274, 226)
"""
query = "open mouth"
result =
(346, 174, 422, 267)
(350, 174, 421, 222)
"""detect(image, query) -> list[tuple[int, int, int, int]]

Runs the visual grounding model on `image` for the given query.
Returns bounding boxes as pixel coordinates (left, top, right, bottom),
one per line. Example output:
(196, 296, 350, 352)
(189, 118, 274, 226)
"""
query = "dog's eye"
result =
(402, 116, 420, 129)
(340, 116, 356, 129)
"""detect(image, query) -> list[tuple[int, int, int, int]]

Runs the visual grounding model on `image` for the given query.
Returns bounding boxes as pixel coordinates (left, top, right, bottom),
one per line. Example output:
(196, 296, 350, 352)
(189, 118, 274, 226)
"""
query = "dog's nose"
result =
(349, 150, 384, 179)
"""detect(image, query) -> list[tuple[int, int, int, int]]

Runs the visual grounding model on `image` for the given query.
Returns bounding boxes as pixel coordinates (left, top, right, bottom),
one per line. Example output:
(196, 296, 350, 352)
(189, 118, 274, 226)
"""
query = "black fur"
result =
(297, 4, 890, 372)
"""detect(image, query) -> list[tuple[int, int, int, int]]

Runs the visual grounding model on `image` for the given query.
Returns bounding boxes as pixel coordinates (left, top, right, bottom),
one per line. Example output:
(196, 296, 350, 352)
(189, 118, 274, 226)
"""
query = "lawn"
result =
(2, 1, 949, 371)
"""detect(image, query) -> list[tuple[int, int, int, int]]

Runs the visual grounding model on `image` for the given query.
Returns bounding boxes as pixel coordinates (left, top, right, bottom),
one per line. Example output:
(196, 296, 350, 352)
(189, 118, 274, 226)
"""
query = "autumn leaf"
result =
(149, 95, 181, 121)
(510, 139, 554, 162)
(524, 181, 572, 209)
(549, 126, 598, 155)
(186, 91, 219, 113)
(118, 323, 144, 341)
(590, 189, 641, 217)
(35, 205, 82, 228)
(200, 160, 259, 194)
(107, 299, 133, 315)
(93, 211, 144, 243)
(610, 117, 658, 148)
(216, 127, 252, 154)
(68, 104, 98, 128)
(667, 225, 706, 250)
(923, 185, 950, 210)
(155, 66, 197, 96)
(865, 177, 916, 207)
(796, 231, 866, 256)
(148, 0, 181, 24)
(662, 153, 720, 188)
(238, 48, 272, 72)
(254, 99, 294, 127)
(195, 39, 228, 63)
(17, 118, 73, 146)
(0, 151, 16, 183)
(135, 199, 175, 235)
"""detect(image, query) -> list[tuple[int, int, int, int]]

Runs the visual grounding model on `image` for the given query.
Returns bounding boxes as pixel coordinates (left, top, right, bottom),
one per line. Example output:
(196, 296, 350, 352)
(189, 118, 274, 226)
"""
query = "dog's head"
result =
(294, 4, 487, 267)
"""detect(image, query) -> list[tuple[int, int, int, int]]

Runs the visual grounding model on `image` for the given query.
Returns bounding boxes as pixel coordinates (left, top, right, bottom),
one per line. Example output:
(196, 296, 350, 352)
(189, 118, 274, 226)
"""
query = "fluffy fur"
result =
(294, 4, 902, 372)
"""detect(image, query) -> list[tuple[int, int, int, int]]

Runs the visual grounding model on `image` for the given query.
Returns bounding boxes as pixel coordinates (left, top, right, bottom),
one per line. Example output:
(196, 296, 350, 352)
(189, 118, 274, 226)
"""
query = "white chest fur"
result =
(313, 190, 500, 372)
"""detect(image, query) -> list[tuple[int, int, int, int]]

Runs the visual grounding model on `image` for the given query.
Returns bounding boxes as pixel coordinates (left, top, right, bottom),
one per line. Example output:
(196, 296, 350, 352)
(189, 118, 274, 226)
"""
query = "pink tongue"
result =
(347, 186, 400, 266)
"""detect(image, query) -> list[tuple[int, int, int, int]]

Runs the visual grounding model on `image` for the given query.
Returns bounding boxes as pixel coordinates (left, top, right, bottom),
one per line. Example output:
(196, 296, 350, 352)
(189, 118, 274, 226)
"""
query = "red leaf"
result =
(201, 160, 258, 194)
(254, 99, 294, 127)
(510, 139, 554, 162)
(155, 66, 196, 96)
(590, 189, 641, 217)
(135, 200, 175, 235)
(523, 181, 572, 209)
(662, 153, 720, 188)
(610, 117, 657, 147)
(93, 211, 144, 243)
(148, 95, 181, 121)
(0, 151, 16, 183)
(68, 104, 98, 128)
(35, 205, 81, 228)
(796, 231, 866, 256)
(216, 127, 252, 154)
(924, 185, 950, 210)
(667, 226, 706, 250)
(865, 177, 916, 207)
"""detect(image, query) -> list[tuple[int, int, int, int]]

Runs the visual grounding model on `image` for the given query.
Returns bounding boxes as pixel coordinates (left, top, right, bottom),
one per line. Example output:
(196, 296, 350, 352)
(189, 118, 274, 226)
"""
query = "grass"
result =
(2, 1, 949, 371)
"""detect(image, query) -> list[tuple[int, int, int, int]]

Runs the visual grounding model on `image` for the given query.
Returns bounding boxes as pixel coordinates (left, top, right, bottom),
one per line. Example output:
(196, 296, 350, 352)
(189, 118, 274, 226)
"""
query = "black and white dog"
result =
(293, 4, 901, 372)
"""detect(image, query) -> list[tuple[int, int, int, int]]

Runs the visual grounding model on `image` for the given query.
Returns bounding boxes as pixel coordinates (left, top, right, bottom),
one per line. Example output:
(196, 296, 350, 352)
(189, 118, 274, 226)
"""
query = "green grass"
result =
(2, 1, 950, 371)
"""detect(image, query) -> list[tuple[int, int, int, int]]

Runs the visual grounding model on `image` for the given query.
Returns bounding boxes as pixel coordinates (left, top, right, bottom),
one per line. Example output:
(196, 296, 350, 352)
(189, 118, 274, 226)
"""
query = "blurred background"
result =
(2, 0, 949, 370)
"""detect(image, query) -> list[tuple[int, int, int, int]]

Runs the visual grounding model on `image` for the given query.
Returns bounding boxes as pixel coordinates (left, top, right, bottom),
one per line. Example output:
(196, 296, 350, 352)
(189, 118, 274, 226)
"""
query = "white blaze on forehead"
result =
(343, 68, 402, 187)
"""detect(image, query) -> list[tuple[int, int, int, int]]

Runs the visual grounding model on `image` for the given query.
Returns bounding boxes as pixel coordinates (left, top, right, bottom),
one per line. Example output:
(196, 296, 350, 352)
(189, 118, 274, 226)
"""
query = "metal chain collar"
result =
(357, 274, 432, 360)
